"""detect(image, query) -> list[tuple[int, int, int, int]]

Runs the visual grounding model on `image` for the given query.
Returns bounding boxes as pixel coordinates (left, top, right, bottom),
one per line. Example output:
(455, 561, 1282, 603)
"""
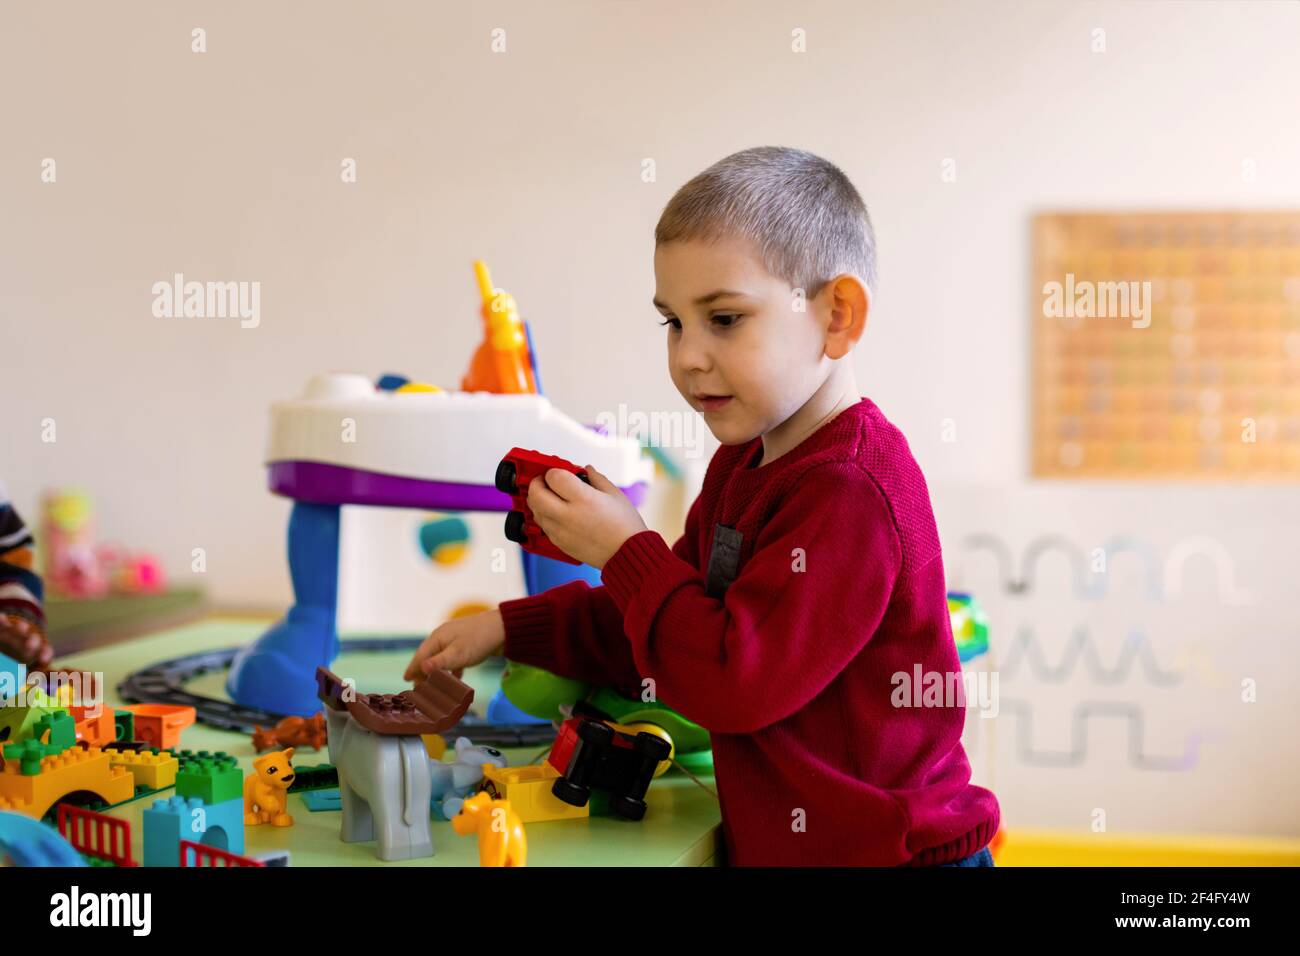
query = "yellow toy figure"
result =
(244, 747, 296, 827)
(451, 791, 527, 867)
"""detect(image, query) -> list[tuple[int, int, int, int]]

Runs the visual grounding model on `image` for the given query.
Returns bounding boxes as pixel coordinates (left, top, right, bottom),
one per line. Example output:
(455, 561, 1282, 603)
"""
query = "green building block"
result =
(3, 738, 64, 774)
(287, 764, 338, 793)
(0, 704, 58, 748)
(173, 750, 242, 804)
(113, 709, 134, 742)
(33, 710, 77, 752)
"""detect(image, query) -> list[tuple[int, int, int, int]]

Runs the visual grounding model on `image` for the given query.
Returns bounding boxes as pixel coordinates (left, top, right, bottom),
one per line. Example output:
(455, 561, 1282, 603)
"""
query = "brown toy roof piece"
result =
(316, 666, 474, 736)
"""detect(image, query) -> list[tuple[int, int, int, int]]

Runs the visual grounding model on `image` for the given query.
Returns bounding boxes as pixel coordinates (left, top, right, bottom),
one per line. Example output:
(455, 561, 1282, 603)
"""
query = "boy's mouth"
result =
(693, 393, 733, 411)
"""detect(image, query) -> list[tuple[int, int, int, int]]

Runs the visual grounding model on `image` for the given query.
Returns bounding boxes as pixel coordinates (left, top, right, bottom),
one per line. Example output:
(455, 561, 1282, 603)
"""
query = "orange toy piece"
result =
(451, 791, 527, 867)
(251, 713, 327, 753)
(460, 260, 538, 395)
(243, 747, 296, 828)
(122, 704, 196, 750)
(0, 746, 134, 819)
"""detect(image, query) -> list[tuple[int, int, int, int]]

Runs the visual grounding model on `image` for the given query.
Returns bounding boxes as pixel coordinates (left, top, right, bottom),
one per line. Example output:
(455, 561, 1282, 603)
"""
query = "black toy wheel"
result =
(610, 794, 648, 821)
(634, 732, 671, 761)
(504, 510, 527, 544)
(552, 776, 591, 808)
(495, 459, 518, 495)
(577, 719, 615, 747)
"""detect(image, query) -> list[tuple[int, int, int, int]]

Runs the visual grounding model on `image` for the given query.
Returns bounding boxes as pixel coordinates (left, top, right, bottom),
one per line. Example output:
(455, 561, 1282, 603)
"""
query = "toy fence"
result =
(179, 839, 266, 867)
(57, 803, 137, 867)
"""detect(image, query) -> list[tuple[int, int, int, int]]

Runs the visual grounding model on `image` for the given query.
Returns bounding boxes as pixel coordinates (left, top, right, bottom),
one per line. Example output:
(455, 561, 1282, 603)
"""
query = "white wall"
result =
(3, 0, 1298, 835)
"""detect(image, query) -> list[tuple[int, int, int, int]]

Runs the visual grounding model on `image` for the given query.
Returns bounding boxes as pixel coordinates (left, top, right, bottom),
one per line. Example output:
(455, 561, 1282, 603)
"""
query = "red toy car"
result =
(546, 707, 671, 821)
(495, 447, 590, 565)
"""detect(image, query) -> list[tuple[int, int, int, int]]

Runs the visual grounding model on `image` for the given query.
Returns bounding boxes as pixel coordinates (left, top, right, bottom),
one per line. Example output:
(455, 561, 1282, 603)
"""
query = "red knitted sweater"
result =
(500, 397, 1000, 865)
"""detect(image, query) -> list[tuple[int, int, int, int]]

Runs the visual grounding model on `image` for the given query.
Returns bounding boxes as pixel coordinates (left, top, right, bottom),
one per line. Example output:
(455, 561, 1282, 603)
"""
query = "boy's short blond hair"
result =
(655, 146, 877, 298)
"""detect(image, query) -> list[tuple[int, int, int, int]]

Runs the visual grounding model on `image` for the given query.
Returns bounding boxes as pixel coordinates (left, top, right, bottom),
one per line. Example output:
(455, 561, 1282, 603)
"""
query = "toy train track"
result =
(116, 640, 557, 748)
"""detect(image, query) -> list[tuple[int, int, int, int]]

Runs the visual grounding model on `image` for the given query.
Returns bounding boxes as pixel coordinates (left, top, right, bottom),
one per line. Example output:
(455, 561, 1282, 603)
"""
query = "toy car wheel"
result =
(552, 776, 591, 808)
(495, 460, 518, 495)
(577, 719, 615, 748)
(634, 732, 671, 762)
(504, 510, 527, 544)
(610, 794, 648, 821)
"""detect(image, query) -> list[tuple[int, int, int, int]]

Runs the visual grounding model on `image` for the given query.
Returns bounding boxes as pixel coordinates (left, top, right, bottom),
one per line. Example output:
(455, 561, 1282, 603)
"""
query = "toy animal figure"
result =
(430, 737, 508, 820)
(252, 712, 327, 753)
(323, 706, 435, 860)
(451, 792, 527, 867)
(316, 667, 473, 862)
(244, 747, 296, 827)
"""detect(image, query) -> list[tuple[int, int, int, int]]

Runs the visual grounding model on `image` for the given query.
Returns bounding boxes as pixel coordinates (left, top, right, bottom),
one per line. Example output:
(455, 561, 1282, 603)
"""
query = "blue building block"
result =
(142, 794, 244, 866)
(0, 650, 26, 704)
(300, 789, 341, 812)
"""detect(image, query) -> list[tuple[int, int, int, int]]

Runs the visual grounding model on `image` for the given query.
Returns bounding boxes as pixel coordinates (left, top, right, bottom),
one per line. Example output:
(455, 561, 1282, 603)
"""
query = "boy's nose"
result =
(674, 328, 712, 373)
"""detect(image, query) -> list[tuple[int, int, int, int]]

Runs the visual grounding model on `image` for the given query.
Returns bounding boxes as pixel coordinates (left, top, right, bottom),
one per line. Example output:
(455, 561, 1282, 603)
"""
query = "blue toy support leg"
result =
(227, 502, 341, 716)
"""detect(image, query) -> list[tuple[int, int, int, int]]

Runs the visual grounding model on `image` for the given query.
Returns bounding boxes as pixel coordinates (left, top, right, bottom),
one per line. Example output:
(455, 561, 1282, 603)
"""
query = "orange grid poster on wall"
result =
(1032, 212, 1300, 479)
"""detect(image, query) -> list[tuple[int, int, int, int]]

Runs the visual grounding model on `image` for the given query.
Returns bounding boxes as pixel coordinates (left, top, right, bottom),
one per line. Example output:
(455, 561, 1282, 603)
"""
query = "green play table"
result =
(56, 617, 723, 866)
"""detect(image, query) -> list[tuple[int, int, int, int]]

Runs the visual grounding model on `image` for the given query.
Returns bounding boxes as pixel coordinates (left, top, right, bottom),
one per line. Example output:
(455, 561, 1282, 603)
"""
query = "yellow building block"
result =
(482, 763, 589, 824)
(105, 747, 179, 791)
(0, 746, 135, 819)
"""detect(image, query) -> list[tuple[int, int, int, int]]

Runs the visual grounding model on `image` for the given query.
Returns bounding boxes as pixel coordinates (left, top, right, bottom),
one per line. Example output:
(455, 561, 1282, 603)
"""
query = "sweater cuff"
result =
(600, 530, 682, 614)
(499, 592, 556, 669)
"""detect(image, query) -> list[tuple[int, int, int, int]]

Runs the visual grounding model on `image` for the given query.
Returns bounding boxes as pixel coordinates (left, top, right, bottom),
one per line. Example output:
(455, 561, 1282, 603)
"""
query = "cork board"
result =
(1032, 212, 1300, 479)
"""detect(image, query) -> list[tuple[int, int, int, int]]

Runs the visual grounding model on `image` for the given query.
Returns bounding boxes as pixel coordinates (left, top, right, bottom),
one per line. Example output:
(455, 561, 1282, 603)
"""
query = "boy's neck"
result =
(756, 369, 862, 468)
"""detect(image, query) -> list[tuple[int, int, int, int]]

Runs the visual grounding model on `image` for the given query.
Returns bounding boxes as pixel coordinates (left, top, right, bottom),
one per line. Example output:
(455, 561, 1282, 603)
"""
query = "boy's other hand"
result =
(0, 613, 54, 673)
(527, 464, 648, 569)
(404, 609, 506, 682)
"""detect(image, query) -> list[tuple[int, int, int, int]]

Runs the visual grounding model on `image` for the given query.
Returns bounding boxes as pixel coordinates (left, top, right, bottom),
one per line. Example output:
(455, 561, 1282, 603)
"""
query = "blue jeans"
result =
(939, 846, 995, 867)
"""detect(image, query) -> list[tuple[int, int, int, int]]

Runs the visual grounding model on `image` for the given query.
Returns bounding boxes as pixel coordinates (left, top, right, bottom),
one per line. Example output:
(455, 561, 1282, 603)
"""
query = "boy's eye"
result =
(711, 313, 740, 328)
(657, 317, 681, 331)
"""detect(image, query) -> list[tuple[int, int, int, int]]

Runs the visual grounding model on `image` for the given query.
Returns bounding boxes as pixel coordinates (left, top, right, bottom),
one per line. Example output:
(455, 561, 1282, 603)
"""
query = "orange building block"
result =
(122, 704, 196, 749)
(0, 746, 134, 819)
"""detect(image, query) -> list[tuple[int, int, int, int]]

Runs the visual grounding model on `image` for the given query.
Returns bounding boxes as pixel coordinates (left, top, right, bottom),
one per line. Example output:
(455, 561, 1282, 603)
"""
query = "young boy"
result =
(1, 482, 54, 673)
(407, 146, 999, 866)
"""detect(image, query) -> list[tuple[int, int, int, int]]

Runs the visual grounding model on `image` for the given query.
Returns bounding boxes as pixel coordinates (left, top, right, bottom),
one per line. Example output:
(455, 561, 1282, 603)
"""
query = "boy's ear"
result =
(824, 274, 870, 360)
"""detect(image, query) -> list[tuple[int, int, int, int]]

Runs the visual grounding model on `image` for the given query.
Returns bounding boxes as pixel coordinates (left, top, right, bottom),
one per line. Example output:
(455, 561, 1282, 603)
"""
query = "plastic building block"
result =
(321, 704, 436, 862)
(72, 708, 117, 748)
(317, 666, 473, 736)
(300, 789, 341, 812)
(105, 748, 179, 791)
(0, 704, 59, 749)
(429, 737, 507, 820)
(243, 748, 295, 827)
(548, 716, 671, 821)
(174, 750, 242, 805)
(287, 763, 338, 793)
(122, 704, 195, 750)
(33, 711, 77, 752)
(252, 712, 327, 752)
(451, 792, 527, 867)
(0, 651, 25, 703)
(495, 447, 590, 565)
(143, 794, 243, 866)
(0, 808, 86, 866)
(480, 763, 589, 824)
(0, 746, 134, 819)
(113, 709, 134, 742)
(57, 803, 137, 867)
(4, 738, 65, 775)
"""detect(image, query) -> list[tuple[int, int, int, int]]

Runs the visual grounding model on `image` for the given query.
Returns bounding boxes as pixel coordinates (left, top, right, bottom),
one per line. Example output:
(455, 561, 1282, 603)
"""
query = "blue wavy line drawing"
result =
(1084, 535, 1163, 601)
(1002, 627, 1183, 686)
(1163, 535, 1256, 606)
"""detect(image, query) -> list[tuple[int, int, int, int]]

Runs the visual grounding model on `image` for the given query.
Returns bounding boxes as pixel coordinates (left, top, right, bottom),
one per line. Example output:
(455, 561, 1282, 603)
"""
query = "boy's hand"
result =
(0, 614, 54, 673)
(404, 609, 506, 681)
(527, 464, 647, 569)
